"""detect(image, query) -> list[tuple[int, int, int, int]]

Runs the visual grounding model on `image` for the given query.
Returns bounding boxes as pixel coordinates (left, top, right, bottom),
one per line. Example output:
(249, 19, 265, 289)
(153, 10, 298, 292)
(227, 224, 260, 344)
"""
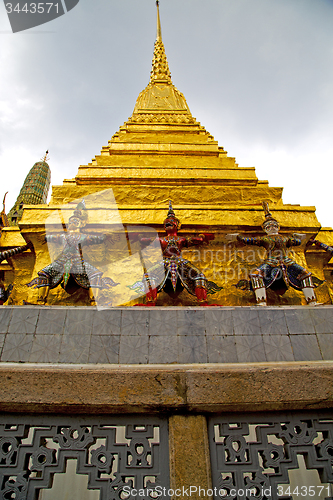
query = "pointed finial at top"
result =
(41, 150, 50, 163)
(3, 192, 8, 213)
(0, 192, 9, 228)
(150, 0, 172, 83)
(156, 0, 162, 41)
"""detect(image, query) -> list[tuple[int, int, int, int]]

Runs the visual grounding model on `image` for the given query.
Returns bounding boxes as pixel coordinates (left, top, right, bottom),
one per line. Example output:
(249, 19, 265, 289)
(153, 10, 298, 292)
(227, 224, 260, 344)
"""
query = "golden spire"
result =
(150, 0, 172, 83)
(129, 0, 193, 120)
(156, 0, 162, 41)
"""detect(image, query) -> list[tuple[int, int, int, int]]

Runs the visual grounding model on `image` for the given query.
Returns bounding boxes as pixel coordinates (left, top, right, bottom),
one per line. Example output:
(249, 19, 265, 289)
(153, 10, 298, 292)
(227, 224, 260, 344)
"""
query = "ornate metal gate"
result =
(0, 415, 169, 500)
(209, 411, 333, 500)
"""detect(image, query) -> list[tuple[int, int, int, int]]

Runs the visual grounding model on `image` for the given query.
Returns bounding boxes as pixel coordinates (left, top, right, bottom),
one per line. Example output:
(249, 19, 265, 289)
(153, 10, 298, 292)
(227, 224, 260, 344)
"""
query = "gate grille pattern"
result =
(209, 411, 333, 500)
(0, 415, 169, 500)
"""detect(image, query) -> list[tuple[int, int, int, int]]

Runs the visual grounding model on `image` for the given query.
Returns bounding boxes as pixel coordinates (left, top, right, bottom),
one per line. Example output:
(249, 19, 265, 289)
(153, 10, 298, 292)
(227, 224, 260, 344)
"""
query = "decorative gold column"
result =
(169, 414, 213, 500)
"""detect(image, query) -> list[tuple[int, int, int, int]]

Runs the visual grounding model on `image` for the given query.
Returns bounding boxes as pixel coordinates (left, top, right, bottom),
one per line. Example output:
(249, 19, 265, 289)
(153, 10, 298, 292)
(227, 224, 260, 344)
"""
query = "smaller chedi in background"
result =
(8, 150, 51, 225)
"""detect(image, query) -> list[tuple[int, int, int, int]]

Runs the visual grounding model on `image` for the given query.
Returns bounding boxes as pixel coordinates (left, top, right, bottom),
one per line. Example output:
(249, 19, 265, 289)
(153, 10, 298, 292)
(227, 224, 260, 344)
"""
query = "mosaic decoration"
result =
(209, 411, 333, 500)
(0, 415, 169, 500)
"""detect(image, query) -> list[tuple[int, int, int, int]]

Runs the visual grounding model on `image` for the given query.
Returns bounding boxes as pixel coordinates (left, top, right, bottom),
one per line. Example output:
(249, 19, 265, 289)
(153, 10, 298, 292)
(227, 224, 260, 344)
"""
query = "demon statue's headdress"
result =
(68, 199, 88, 227)
(262, 201, 280, 230)
(163, 201, 181, 229)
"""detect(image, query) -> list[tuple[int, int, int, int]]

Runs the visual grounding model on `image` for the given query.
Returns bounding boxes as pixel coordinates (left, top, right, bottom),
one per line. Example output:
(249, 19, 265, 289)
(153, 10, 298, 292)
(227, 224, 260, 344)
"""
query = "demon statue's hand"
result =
(198, 233, 214, 244)
(26, 240, 34, 251)
(306, 237, 316, 247)
(32, 233, 47, 245)
(129, 233, 155, 246)
(106, 233, 120, 245)
(224, 233, 240, 244)
(292, 233, 306, 241)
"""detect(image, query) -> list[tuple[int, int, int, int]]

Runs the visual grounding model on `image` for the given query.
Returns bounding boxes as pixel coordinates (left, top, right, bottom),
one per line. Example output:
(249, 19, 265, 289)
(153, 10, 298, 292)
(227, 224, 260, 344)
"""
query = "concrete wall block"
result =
(262, 334, 294, 362)
(1, 333, 34, 362)
(88, 334, 120, 363)
(290, 334, 322, 361)
(207, 335, 238, 363)
(233, 309, 261, 335)
(204, 308, 234, 335)
(0, 308, 13, 334)
(36, 308, 67, 334)
(59, 334, 91, 363)
(92, 309, 122, 335)
(121, 309, 149, 336)
(177, 309, 206, 336)
(284, 308, 316, 334)
(119, 335, 149, 364)
(317, 333, 333, 360)
(64, 308, 95, 336)
(178, 335, 208, 363)
(8, 307, 39, 334)
(29, 334, 61, 363)
(149, 309, 177, 336)
(149, 335, 179, 364)
(235, 335, 266, 362)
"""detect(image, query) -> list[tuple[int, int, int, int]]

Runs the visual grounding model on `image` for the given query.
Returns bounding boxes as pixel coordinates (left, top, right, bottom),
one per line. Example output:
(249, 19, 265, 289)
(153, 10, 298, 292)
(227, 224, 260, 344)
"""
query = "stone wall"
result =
(0, 306, 332, 364)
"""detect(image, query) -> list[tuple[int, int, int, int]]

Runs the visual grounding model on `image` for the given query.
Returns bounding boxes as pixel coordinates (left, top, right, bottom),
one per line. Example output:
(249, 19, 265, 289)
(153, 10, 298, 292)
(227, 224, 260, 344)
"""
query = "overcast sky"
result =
(0, 0, 332, 228)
